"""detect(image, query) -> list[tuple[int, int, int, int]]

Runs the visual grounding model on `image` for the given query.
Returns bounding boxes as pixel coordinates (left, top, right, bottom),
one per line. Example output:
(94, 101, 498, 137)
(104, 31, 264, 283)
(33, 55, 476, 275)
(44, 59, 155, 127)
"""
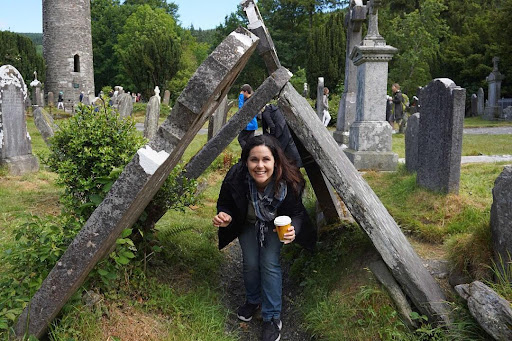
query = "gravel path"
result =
(463, 126, 512, 134)
(219, 240, 312, 341)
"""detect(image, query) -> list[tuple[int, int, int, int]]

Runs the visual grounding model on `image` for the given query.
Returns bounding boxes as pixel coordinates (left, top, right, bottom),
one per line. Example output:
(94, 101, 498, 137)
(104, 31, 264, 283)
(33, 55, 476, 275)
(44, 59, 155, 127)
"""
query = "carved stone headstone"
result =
(30, 71, 43, 107)
(0, 65, 39, 175)
(33, 107, 58, 146)
(207, 95, 228, 141)
(48, 91, 54, 107)
(333, 0, 367, 145)
(316, 77, 324, 121)
(405, 112, 420, 173)
(477, 87, 484, 116)
(490, 166, 512, 276)
(162, 89, 171, 106)
(143, 87, 161, 140)
(343, 0, 398, 171)
(455, 281, 512, 341)
(417, 79, 465, 194)
(118, 93, 133, 118)
(470, 93, 477, 117)
(484, 57, 505, 120)
(14, 28, 259, 339)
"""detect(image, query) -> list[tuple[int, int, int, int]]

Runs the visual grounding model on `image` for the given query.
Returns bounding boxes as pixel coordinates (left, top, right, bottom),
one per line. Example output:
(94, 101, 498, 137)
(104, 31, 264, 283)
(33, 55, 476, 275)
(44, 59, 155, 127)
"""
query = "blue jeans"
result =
(238, 223, 282, 321)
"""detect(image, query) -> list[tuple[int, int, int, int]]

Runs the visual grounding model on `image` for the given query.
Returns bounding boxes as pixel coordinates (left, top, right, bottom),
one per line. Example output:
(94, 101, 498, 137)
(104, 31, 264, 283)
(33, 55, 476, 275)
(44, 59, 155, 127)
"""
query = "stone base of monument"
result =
(344, 149, 398, 171)
(483, 106, 501, 120)
(333, 130, 350, 145)
(0, 154, 39, 175)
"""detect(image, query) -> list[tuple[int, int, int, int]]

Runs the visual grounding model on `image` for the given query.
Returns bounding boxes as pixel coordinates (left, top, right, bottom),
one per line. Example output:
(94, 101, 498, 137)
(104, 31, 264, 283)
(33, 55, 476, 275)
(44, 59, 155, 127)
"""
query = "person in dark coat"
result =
(213, 135, 316, 341)
(261, 104, 302, 167)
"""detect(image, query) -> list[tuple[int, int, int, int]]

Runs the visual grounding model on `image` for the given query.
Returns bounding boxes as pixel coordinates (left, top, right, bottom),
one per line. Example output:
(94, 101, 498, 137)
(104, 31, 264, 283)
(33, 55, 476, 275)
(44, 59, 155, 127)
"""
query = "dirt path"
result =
(219, 240, 312, 341)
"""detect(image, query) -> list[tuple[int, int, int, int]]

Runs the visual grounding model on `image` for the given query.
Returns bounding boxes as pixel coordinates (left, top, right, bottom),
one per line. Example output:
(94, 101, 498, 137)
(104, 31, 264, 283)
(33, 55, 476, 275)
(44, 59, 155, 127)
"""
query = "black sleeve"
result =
(262, 109, 276, 135)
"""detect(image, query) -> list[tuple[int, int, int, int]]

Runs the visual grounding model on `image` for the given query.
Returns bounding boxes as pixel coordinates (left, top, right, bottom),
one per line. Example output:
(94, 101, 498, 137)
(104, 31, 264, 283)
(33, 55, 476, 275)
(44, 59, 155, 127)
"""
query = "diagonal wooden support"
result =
(14, 27, 259, 339)
(241, 0, 343, 223)
(278, 82, 450, 325)
(140, 67, 292, 230)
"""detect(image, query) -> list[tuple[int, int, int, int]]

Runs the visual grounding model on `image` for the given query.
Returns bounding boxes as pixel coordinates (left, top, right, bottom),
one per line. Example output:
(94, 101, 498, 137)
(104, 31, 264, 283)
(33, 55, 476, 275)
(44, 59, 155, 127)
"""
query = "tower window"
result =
(74, 54, 80, 72)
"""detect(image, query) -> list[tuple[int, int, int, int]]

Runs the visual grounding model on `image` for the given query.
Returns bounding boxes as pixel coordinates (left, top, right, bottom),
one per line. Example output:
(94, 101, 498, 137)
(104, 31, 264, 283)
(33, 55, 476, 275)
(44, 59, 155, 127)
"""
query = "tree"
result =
(123, 0, 178, 17)
(115, 5, 181, 99)
(0, 31, 45, 85)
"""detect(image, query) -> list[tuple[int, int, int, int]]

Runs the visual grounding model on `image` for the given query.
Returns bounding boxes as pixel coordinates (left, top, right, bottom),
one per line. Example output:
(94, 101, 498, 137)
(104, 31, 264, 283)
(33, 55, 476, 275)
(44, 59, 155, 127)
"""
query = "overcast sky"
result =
(0, 0, 240, 33)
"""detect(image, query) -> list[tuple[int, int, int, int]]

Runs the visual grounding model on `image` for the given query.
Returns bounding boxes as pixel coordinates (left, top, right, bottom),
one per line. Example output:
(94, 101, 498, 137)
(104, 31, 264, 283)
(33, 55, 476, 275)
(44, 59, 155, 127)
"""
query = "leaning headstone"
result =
(455, 281, 512, 341)
(316, 77, 324, 121)
(30, 71, 43, 107)
(417, 78, 465, 194)
(143, 86, 161, 140)
(0, 65, 39, 175)
(490, 166, 512, 276)
(33, 107, 58, 146)
(477, 87, 484, 116)
(118, 93, 133, 118)
(333, 0, 367, 145)
(207, 95, 228, 140)
(162, 89, 171, 106)
(405, 113, 420, 173)
(14, 27, 259, 339)
(343, 0, 398, 171)
(470, 93, 477, 117)
(484, 57, 505, 120)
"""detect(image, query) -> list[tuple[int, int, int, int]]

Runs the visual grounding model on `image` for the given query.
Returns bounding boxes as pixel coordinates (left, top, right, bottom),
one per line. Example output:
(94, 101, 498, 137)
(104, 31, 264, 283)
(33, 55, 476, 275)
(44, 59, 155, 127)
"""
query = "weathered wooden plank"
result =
(278, 82, 450, 325)
(14, 27, 259, 339)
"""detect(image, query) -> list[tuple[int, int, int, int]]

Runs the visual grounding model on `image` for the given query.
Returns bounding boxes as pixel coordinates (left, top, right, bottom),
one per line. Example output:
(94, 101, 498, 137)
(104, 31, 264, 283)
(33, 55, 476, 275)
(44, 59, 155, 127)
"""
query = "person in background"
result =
(57, 91, 64, 110)
(392, 83, 405, 133)
(213, 135, 316, 341)
(385, 95, 393, 127)
(237, 84, 258, 149)
(79, 91, 84, 103)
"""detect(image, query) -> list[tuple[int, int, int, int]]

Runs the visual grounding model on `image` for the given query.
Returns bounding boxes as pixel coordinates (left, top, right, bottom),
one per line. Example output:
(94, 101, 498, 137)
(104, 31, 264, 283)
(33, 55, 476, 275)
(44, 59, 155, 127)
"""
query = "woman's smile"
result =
(247, 145, 275, 189)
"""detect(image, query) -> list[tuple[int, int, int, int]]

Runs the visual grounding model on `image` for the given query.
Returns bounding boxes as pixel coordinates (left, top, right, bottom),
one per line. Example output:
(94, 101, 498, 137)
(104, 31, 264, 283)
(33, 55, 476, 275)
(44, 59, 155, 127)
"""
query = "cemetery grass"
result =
(464, 116, 512, 128)
(0, 116, 505, 340)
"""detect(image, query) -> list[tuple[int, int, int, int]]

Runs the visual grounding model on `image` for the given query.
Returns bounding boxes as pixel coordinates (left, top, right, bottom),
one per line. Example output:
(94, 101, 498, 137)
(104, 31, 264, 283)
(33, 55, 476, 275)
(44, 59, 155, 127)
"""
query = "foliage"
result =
(42, 103, 145, 219)
(115, 5, 182, 100)
(0, 31, 45, 85)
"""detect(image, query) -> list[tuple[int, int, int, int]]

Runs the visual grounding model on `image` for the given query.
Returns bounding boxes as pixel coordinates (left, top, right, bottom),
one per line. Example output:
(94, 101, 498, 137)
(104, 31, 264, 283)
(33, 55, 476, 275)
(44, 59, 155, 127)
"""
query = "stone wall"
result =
(43, 0, 95, 107)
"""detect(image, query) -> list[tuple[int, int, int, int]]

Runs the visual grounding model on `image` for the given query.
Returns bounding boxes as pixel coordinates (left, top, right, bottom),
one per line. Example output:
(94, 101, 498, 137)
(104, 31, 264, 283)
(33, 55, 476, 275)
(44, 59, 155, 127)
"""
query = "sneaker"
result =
(262, 318, 281, 341)
(237, 302, 260, 321)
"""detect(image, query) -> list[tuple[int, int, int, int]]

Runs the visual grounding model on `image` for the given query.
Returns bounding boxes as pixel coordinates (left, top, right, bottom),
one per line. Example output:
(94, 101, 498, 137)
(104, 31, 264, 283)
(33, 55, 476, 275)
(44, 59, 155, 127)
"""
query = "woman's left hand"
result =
(278, 225, 295, 244)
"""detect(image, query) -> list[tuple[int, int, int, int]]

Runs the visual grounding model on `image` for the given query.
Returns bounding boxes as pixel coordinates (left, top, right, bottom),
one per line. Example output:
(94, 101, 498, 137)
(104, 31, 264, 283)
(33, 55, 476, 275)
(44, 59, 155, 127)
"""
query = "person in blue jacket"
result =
(237, 84, 258, 149)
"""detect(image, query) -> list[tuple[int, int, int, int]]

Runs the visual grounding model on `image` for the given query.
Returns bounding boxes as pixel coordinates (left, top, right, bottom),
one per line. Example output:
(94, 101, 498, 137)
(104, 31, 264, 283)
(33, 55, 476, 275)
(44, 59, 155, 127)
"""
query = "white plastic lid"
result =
(274, 215, 291, 226)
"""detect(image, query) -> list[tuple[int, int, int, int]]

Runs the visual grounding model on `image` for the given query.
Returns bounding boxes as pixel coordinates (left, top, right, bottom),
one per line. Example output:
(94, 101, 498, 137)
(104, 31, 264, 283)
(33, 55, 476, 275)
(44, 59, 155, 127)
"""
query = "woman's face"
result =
(247, 145, 275, 189)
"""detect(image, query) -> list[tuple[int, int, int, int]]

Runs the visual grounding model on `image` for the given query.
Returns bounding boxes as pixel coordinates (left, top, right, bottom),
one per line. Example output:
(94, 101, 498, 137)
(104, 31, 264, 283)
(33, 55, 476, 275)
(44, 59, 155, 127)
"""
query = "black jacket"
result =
(217, 162, 316, 250)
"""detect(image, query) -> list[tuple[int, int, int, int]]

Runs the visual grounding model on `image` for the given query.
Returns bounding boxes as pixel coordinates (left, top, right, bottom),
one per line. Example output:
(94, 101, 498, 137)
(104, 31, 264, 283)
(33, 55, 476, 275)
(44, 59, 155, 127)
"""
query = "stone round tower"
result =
(42, 0, 95, 107)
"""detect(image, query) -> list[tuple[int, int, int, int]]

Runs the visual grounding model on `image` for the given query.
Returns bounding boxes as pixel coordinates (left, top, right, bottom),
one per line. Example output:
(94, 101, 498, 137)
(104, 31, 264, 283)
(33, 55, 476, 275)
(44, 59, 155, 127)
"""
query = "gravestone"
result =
(48, 91, 54, 107)
(242, 0, 450, 325)
(118, 93, 133, 118)
(143, 86, 161, 140)
(14, 27, 259, 339)
(405, 113, 420, 173)
(316, 77, 324, 121)
(484, 57, 505, 120)
(490, 166, 512, 277)
(477, 87, 484, 116)
(333, 0, 367, 145)
(33, 107, 58, 146)
(417, 78, 465, 194)
(207, 95, 228, 140)
(470, 93, 477, 117)
(302, 82, 308, 97)
(162, 89, 171, 106)
(343, 0, 398, 171)
(82, 90, 91, 105)
(0, 65, 39, 175)
(30, 71, 43, 107)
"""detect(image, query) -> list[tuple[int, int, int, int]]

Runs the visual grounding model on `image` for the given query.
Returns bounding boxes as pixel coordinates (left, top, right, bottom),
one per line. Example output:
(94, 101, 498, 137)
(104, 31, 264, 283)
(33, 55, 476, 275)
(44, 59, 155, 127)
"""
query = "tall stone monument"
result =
(333, 0, 367, 145)
(143, 86, 161, 140)
(0, 65, 39, 175)
(343, 0, 398, 170)
(477, 87, 484, 116)
(30, 71, 43, 107)
(316, 77, 324, 121)
(416, 78, 465, 194)
(162, 89, 171, 106)
(484, 57, 505, 120)
(43, 0, 95, 107)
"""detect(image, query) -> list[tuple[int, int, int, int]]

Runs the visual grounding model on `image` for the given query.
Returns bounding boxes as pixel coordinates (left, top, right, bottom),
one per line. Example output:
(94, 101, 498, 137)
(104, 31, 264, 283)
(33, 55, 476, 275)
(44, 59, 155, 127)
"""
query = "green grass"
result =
(464, 116, 512, 127)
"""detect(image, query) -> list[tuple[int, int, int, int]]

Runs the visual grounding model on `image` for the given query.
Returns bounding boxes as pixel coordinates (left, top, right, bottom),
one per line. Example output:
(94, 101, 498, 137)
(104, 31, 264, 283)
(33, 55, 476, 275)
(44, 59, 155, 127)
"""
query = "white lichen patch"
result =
(137, 146, 169, 175)
(30, 79, 41, 87)
(231, 31, 255, 47)
(237, 46, 245, 55)
(0, 65, 28, 100)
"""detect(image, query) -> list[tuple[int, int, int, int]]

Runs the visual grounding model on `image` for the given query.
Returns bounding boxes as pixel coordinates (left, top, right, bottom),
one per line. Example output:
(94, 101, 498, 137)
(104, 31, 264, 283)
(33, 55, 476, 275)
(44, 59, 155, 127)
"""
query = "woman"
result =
(213, 135, 315, 341)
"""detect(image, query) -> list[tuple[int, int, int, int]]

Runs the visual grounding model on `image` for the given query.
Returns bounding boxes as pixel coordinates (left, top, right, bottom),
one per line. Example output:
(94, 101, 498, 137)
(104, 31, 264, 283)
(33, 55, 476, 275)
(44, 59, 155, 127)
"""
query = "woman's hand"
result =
(213, 212, 232, 228)
(273, 225, 296, 244)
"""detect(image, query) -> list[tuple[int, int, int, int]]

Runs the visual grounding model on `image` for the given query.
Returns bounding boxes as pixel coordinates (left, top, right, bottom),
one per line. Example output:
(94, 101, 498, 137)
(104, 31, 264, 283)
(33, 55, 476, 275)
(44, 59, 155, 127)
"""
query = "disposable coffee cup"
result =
(274, 216, 291, 242)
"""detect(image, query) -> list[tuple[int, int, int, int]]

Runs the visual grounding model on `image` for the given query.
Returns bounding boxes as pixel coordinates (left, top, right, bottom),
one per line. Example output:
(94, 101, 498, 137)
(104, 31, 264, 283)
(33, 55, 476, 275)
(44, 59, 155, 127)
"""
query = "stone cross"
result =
(364, 0, 385, 45)
(14, 27, 259, 339)
(143, 87, 161, 140)
(333, 0, 367, 145)
(417, 78, 465, 194)
(484, 56, 505, 120)
(30, 70, 43, 107)
(0, 65, 39, 175)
